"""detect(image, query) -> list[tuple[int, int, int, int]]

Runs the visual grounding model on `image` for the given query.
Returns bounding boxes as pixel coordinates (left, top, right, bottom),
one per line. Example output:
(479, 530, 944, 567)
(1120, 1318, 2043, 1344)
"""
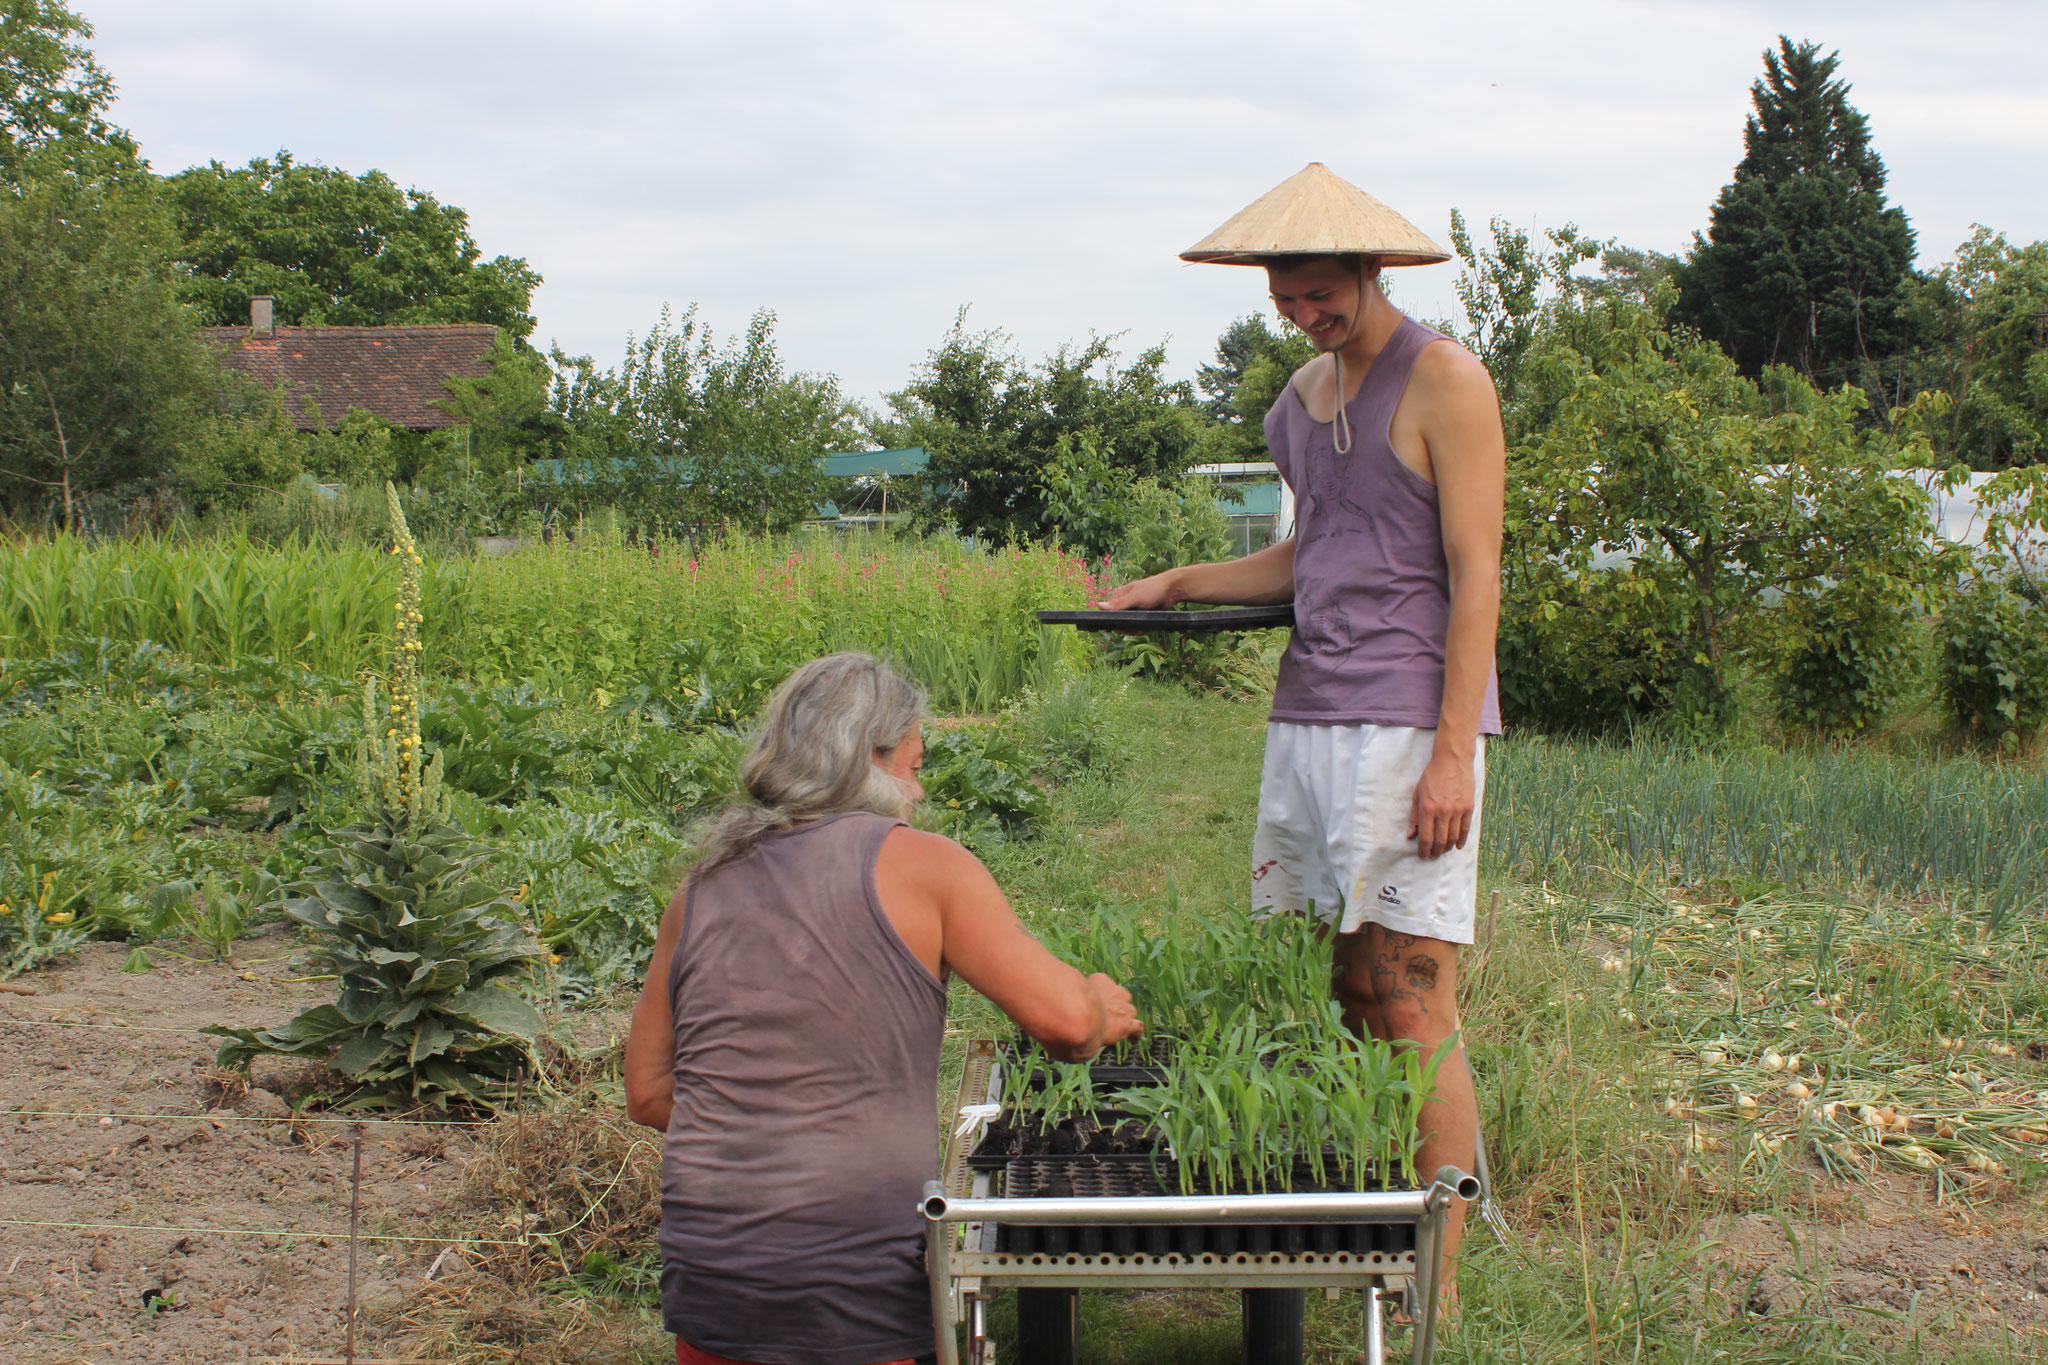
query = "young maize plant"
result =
(208, 485, 546, 1109)
(1036, 900, 1339, 1046)
(1017, 904, 1453, 1190)
(1103, 1012, 1454, 1195)
(1007, 1042, 1103, 1128)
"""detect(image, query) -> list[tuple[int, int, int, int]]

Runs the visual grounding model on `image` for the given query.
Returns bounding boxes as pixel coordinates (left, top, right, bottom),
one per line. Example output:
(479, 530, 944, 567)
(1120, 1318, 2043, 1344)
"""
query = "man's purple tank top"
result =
(659, 811, 945, 1364)
(1265, 315, 1502, 733)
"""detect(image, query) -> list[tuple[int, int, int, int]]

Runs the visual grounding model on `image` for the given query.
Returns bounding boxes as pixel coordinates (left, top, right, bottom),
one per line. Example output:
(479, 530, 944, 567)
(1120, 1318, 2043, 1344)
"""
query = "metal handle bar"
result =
(921, 1168, 1478, 1227)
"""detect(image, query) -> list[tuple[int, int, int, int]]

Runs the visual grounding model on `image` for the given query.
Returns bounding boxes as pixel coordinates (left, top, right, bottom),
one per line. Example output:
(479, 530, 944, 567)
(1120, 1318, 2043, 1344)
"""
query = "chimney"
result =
(250, 295, 275, 338)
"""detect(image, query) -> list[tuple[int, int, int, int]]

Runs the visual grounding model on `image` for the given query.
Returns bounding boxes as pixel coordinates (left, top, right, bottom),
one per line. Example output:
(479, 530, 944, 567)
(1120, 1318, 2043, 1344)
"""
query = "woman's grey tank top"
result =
(659, 811, 946, 1363)
(1264, 314, 1502, 733)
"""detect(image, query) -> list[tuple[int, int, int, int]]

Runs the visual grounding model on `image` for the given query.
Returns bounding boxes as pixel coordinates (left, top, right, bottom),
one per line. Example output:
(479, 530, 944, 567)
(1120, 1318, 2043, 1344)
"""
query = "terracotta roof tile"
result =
(199, 324, 499, 432)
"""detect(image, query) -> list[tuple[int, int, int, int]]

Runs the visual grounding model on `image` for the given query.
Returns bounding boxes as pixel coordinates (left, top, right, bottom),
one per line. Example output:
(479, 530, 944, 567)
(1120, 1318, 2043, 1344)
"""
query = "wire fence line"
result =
(1, 1017, 215, 1035)
(3, 1014, 658, 1278)
(7, 1109, 498, 1128)
(0, 1216, 529, 1248)
(4, 998, 654, 1362)
(0, 1137, 652, 1246)
(4, 1000, 671, 1365)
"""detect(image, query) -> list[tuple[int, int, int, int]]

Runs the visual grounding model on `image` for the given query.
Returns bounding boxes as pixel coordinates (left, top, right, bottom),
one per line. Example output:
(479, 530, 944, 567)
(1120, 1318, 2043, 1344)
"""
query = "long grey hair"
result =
(692, 653, 925, 872)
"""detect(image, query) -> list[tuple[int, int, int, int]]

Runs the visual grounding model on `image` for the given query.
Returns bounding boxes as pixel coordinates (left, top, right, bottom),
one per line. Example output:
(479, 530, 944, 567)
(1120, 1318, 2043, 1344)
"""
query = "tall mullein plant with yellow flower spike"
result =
(364, 482, 439, 825)
(208, 485, 546, 1109)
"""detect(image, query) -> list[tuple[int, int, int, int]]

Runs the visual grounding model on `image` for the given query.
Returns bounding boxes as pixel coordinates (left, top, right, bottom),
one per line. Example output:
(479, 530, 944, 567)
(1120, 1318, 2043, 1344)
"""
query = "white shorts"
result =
(1250, 722, 1485, 941)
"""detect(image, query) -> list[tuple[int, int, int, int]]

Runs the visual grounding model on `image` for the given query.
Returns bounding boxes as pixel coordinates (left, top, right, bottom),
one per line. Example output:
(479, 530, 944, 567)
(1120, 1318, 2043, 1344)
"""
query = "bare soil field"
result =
(1716, 1190, 2048, 1339)
(0, 937, 502, 1364)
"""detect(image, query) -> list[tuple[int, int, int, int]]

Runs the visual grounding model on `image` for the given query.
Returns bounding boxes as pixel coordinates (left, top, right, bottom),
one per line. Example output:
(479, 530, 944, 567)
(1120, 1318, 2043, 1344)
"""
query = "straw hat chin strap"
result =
(1326, 256, 1372, 455)
(1331, 353, 1353, 456)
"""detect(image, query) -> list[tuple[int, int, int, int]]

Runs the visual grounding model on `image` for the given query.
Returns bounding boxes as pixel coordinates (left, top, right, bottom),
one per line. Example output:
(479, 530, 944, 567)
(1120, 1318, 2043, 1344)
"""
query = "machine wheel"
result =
(1014, 1287, 1078, 1365)
(1241, 1288, 1306, 1365)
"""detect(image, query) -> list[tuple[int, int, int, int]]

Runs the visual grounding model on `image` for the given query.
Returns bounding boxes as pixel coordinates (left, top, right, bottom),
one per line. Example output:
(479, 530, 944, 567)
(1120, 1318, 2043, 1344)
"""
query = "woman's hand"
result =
(1088, 973, 1144, 1047)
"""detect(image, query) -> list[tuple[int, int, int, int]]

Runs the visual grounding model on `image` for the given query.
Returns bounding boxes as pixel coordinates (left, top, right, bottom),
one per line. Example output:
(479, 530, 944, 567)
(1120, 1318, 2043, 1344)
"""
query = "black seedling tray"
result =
(1035, 606, 1296, 633)
(968, 1114, 1152, 1170)
(1082, 1061, 1169, 1087)
(1004, 1036, 1323, 1093)
(1087, 1035, 1175, 1085)
(1004, 1036, 1174, 1092)
(990, 1156, 1417, 1258)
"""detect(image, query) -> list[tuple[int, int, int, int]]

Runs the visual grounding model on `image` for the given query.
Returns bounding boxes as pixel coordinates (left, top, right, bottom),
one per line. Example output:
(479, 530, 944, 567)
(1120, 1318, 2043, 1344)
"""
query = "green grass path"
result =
(945, 681, 2048, 1364)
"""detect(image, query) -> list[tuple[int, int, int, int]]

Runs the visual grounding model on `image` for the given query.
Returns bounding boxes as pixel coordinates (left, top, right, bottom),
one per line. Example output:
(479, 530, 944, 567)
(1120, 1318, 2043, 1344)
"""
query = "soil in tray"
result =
(970, 1113, 1156, 1166)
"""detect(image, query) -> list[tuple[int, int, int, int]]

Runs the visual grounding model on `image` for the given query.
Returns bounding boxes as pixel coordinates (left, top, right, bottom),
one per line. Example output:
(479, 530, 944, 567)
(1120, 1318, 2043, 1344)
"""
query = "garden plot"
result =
(0, 942, 673, 1365)
(1586, 889, 2048, 1187)
(1481, 880, 2048, 1347)
(0, 942, 490, 1363)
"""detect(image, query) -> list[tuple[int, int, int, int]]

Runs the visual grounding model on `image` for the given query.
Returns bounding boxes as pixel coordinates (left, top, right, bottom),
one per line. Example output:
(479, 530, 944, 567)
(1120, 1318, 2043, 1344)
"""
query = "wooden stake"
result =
(346, 1122, 363, 1365)
(1480, 889, 1503, 951)
(514, 1068, 528, 1365)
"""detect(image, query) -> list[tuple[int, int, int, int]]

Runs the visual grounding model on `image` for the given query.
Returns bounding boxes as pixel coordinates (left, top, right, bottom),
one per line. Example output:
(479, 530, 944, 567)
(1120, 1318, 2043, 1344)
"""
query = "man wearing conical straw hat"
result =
(1106, 163, 1503, 1304)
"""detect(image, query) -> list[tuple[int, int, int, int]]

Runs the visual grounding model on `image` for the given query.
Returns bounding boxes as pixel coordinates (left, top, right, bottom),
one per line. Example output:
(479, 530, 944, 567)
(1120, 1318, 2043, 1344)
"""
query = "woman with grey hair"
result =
(623, 653, 1141, 1365)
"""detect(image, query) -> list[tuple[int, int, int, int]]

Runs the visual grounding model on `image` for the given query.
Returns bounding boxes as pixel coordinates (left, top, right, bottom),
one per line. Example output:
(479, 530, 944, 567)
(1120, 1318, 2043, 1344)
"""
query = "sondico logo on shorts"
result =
(1377, 885, 1403, 908)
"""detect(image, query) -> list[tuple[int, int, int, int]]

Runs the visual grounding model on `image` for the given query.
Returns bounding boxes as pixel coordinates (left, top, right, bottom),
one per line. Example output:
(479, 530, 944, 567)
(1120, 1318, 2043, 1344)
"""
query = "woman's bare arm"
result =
(875, 827, 1141, 1063)
(622, 885, 688, 1130)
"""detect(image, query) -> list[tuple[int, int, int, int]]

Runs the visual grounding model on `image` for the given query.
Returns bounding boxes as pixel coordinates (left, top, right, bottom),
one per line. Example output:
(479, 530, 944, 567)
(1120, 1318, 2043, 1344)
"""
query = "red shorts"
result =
(676, 1340, 917, 1365)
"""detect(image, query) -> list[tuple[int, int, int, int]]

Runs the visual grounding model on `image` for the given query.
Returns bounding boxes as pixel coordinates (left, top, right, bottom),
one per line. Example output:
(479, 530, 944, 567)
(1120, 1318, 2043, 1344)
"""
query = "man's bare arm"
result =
(1409, 346, 1504, 859)
(1100, 536, 1296, 610)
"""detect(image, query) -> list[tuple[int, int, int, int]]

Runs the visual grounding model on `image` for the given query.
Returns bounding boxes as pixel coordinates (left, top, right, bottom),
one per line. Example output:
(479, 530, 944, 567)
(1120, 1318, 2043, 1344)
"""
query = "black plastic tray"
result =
(1004, 1036, 1173, 1092)
(990, 1156, 1416, 1257)
(1035, 606, 1296, 633)
(967, 1115, 1150, 1170)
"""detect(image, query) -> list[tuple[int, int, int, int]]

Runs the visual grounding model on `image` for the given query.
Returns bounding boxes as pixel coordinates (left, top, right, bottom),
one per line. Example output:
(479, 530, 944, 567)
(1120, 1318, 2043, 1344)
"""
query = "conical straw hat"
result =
(1181, 162, 1450, 267)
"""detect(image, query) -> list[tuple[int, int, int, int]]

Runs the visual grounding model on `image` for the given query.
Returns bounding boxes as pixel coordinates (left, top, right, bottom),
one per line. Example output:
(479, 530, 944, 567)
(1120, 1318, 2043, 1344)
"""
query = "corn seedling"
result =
(1005, 1043, 1104, 1128)
(1111, 1023, 1436, 1195)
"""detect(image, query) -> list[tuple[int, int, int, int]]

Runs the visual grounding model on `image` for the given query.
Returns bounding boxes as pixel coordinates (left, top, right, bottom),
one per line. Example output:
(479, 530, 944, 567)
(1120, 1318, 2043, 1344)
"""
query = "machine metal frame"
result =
(924, 1041, 1475, 1365)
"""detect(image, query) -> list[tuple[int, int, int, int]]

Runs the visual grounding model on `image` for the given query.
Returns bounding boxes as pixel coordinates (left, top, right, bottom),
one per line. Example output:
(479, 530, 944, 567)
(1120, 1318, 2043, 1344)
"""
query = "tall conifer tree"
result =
(1674, 37, 1916, 385)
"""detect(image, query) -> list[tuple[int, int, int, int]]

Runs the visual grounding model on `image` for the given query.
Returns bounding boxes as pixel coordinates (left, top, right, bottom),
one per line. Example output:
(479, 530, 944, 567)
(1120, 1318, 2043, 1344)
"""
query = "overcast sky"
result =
(81, 0, 2048, 415)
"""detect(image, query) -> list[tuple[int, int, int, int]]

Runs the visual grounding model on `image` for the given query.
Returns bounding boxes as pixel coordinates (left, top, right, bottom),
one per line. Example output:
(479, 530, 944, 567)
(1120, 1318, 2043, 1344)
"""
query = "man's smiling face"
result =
(1266, 256, 1380, 351)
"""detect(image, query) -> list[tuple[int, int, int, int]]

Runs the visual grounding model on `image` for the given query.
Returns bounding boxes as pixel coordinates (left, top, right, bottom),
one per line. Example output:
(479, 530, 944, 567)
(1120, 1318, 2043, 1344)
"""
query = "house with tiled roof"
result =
(199, 297, 498, 432)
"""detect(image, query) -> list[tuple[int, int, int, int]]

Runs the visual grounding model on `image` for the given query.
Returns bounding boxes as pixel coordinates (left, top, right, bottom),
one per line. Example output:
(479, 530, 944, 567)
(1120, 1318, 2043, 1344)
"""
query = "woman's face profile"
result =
(877, 726, 925, 811)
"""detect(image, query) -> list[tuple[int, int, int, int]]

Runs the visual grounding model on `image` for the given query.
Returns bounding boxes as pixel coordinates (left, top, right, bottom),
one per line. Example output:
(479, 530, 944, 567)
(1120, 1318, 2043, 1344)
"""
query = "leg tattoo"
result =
(1404, 953, 1440, 994)
(1368, 929, 1428, 1019)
